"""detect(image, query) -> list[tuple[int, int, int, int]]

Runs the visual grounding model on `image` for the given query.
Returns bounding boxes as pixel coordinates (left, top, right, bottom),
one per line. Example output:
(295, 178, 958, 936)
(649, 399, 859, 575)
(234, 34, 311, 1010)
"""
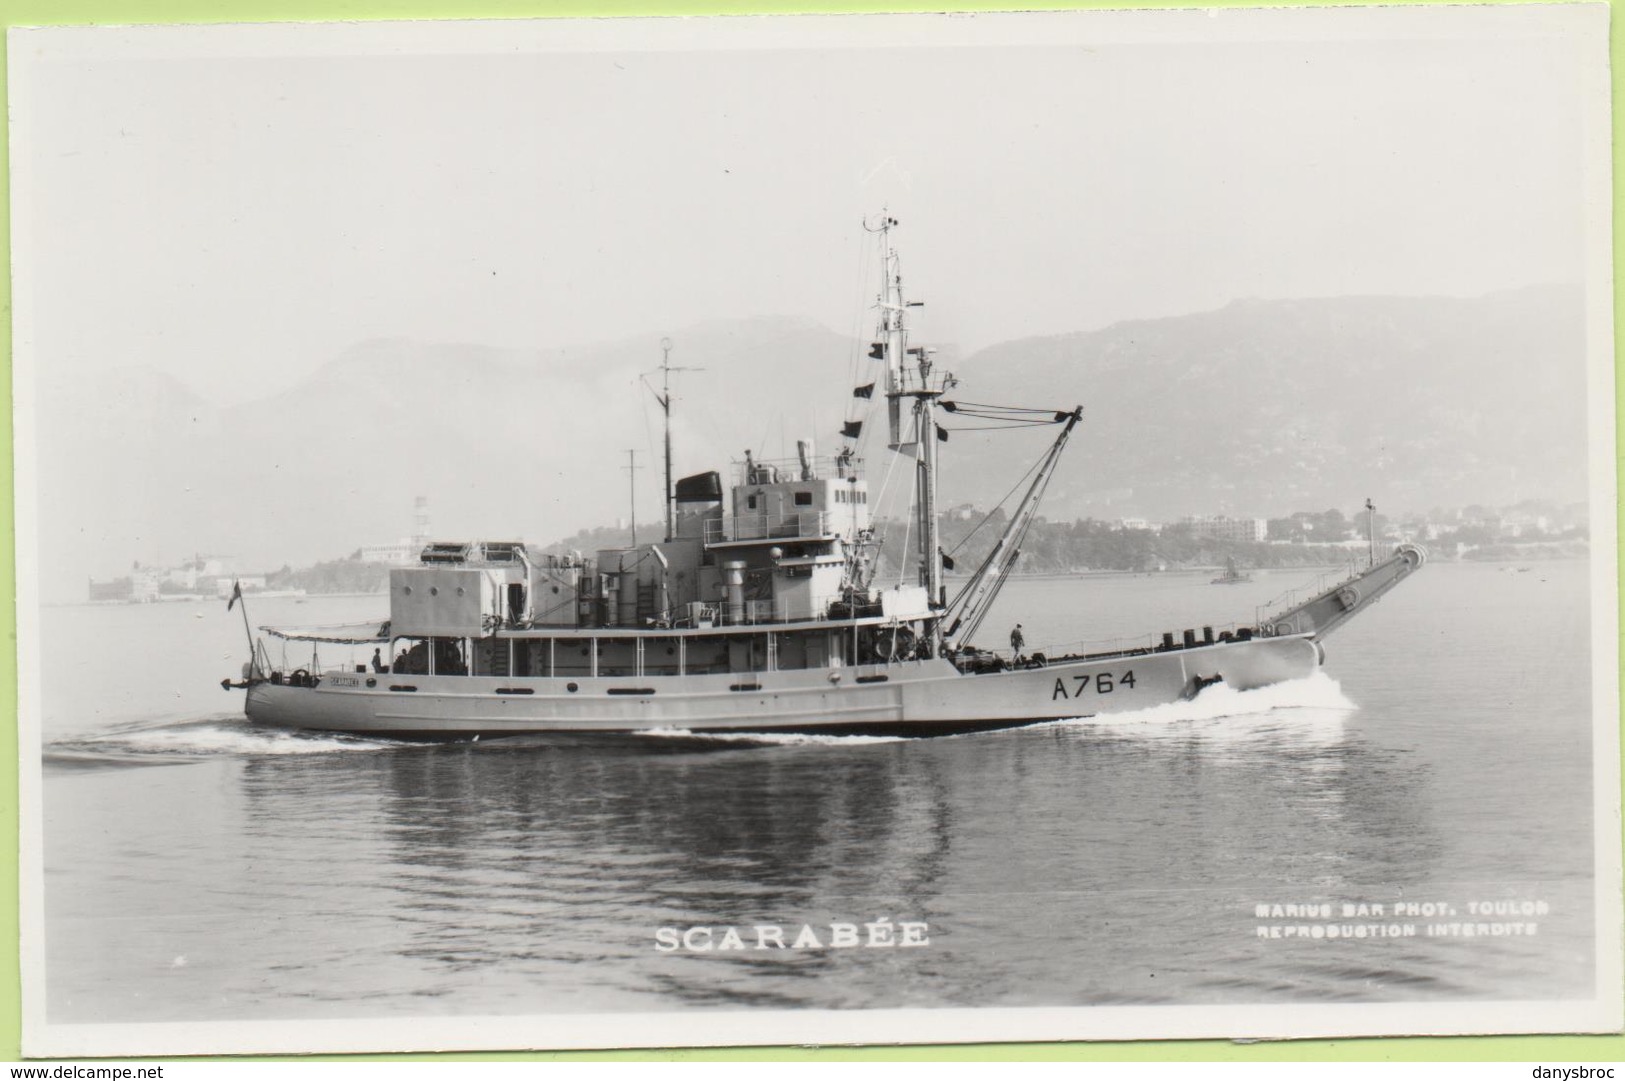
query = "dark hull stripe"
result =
(309, 714, 1093, 744)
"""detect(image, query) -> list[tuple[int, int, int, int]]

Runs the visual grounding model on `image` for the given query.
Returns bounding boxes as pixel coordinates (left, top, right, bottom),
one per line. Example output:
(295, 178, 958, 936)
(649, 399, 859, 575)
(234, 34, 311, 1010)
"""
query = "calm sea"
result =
(35, 561, 1598, 1024)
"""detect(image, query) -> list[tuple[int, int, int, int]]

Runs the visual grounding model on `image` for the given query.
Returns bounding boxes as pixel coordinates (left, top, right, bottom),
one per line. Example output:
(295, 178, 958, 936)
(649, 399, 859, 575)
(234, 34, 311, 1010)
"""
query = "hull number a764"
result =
(1052, 671, 1136, 700)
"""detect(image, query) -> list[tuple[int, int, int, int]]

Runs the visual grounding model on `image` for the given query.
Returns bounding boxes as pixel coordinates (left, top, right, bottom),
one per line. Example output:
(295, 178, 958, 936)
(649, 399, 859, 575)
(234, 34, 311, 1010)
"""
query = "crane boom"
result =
(943, 406, 1082, 649)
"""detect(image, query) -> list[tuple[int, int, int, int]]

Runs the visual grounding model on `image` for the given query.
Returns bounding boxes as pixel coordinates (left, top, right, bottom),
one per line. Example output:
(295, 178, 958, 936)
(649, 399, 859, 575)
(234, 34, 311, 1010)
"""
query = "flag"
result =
(842, 420, 863, 439)
(936, 425, 949, 442)
(868, 342, 885, 360)
(227, 580, 243, 611)
(941, 550, 956, 571)
(853, 383, 875, 399)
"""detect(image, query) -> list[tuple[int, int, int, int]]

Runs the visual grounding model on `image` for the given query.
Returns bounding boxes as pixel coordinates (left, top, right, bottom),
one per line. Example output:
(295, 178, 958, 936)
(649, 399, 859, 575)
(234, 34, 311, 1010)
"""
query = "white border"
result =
(11, 7, 1621, 1058)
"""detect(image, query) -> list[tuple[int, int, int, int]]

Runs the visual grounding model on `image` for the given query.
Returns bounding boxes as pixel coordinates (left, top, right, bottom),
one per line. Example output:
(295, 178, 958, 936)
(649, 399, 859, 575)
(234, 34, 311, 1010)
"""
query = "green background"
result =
(0, 0, 1619, 1064)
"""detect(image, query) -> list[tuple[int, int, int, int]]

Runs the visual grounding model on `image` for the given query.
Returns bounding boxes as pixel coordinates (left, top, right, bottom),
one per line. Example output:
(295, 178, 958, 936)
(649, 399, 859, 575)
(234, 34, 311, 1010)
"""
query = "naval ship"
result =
(223, 216, 1425, 739)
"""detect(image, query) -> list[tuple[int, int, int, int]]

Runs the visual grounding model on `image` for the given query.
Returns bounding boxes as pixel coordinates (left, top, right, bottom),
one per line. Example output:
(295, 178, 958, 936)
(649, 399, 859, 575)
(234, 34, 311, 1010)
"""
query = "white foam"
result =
(1032, 671, 1358, 747)
(636, 674, 1354, 747)
(1055, 670, 1354, 728)
(637, 727, 908, 746)
(51, 716, 400, 758)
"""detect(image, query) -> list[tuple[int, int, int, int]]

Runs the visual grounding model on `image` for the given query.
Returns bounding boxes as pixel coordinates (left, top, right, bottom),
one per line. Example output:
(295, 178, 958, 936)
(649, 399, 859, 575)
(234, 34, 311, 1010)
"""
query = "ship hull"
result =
(244, 633, 1321, 739)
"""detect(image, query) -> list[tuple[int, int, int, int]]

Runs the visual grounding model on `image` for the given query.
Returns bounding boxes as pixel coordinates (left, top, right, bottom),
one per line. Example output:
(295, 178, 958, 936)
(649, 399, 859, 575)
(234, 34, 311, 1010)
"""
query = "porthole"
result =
(566, 682, 579, 693)
(403, 586, 413, 595)
(456, 587, 465, 596)
(429, 586, 439, 596)
(552, 585, 560, 594)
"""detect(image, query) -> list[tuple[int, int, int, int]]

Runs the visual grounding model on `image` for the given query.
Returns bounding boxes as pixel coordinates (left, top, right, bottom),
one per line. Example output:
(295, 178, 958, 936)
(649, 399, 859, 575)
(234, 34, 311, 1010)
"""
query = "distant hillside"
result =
(943, 286, 1588, 521)
(32, 287, 1593, 600)
(36, 318, 856, 594)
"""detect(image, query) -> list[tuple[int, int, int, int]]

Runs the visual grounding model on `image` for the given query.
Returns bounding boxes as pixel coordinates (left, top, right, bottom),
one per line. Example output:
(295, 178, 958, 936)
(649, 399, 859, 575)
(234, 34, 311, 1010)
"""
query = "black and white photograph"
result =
(11, 6, 1619, 1056)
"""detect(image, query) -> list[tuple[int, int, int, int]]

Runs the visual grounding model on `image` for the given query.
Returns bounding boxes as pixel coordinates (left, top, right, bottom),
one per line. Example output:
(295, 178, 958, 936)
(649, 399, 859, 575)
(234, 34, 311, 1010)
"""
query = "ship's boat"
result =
(223, 216, 1425, 739)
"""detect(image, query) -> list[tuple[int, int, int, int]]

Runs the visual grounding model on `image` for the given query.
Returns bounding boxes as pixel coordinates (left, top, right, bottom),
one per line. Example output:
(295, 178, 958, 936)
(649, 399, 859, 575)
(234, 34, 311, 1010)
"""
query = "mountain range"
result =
(31, 285, 1592, 599)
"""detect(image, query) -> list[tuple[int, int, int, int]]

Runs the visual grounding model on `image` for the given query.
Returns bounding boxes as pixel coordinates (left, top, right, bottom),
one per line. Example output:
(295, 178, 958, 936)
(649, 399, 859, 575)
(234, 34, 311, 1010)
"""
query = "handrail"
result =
(705, 511, 832, 544)
(732, 455, 865, 485)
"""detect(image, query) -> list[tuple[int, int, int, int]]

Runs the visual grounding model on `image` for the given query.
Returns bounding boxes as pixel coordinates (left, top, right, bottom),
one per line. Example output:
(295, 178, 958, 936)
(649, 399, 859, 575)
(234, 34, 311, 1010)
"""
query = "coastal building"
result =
(361, 496, 432, 565)
(1179, 515, 1267, 543)
(87, 575, 159, 603)
(216, 576, 266, 597)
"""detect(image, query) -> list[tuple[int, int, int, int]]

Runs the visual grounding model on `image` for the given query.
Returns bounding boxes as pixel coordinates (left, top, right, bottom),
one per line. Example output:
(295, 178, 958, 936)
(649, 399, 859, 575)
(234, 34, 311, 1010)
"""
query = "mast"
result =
(623, 449, 641, 547)
(661, 338, 674, 540)
(1365, 497, 1377, 569)
(873, 213, 950, 651)
(918, 395, 942, 609)
(647, 337, 702, 542)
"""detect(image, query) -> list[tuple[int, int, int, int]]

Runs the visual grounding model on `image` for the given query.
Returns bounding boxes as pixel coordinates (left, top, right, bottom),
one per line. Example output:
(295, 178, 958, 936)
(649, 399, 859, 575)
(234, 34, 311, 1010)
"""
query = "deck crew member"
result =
(1010, 624, 1025, 662)
(371, 648, 385, 674)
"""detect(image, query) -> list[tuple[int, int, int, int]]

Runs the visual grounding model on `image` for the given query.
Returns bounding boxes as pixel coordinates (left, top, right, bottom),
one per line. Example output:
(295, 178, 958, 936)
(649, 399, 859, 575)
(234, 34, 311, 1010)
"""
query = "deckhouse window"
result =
(794, 491, 813, 506)
(597, 638, 636, 678)
(390, 637, 466, 676)
(512, 639, 546, 678)
(747, 495, 758, 510)
(471, 638, 510, 677)
(685, 636, 731, 675)
(644, 637, 682, 676)
(552, 640, 593, 678)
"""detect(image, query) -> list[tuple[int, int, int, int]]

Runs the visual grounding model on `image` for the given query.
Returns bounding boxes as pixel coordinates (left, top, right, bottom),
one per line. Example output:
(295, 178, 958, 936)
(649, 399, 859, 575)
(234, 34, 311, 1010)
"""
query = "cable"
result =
(946, 452, 1047, 558)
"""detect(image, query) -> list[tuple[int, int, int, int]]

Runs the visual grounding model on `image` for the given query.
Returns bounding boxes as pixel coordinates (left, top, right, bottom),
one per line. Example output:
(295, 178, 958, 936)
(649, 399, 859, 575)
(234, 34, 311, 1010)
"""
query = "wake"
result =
(45, 715, 402, 765)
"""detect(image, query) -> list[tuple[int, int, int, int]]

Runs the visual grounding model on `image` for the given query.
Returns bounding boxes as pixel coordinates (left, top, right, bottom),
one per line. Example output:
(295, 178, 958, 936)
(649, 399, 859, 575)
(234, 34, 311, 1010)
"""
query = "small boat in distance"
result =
(222, 215, 1425, 739)
(1211, 558, 1253, 585)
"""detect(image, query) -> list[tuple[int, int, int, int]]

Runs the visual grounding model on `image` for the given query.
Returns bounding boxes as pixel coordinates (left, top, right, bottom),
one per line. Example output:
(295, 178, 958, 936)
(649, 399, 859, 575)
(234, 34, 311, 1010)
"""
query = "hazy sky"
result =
(13, 7, 1601, 406)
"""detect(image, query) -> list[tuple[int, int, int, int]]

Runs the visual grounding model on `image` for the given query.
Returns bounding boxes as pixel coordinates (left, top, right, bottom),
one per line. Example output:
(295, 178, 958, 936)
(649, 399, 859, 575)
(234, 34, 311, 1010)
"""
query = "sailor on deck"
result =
(1010, 624, 1025, 662)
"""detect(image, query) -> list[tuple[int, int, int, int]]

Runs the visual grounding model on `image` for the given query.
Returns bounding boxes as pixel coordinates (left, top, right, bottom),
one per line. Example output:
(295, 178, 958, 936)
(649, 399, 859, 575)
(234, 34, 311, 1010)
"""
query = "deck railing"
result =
(1255, 560, 1362, 627)
(705, 511, 832, 545)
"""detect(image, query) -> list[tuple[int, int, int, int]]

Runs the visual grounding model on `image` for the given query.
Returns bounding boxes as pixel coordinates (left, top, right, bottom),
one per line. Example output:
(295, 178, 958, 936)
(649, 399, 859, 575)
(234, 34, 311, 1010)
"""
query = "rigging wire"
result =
(945, 400, 1062, 414)
(865, 431, 909, 588)
(957, 442, 1065, 646)
(939, 421, 1059, 432)
(844, 234, 874, 412)
(894, 442, 919, 589)
(945, 451, 1048, 558)
(638, 381, 659, 520)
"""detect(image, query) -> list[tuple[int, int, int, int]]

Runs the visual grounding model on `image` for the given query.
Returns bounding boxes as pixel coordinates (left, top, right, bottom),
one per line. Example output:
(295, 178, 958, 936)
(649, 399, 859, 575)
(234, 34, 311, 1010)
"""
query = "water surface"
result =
(38, 563, 1597, 1023)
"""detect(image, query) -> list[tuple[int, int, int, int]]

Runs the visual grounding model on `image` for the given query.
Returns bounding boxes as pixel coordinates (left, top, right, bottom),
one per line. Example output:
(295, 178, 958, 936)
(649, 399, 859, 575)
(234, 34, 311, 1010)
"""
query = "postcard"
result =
(10, 6, 1618, 1057)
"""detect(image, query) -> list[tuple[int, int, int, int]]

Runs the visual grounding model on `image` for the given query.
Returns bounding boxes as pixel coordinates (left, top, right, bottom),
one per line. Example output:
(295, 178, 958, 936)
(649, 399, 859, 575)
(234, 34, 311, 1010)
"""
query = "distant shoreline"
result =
(61, 555, 1586, 607)
(58, 590, 387, 609)
(937, 556, 1588, 585)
